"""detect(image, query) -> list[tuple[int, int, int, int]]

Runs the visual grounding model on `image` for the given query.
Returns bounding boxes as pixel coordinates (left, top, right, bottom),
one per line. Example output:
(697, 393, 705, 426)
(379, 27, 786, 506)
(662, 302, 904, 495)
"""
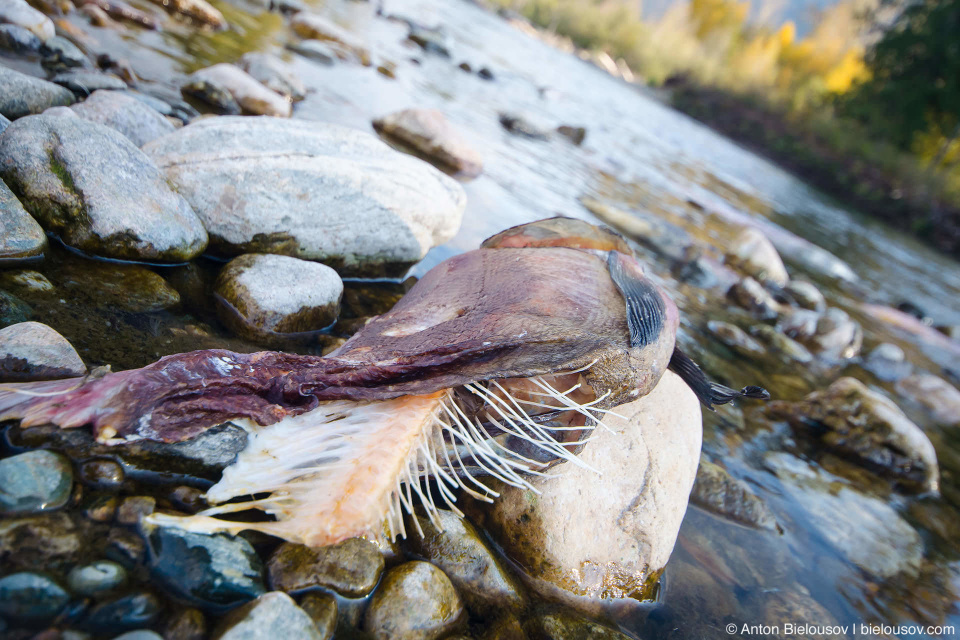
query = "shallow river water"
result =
(3, 0, 960, 637)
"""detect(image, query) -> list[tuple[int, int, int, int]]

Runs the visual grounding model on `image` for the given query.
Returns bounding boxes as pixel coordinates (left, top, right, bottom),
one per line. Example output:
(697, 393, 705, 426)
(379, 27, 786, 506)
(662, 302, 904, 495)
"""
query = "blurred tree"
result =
(846, 0, 960, 160)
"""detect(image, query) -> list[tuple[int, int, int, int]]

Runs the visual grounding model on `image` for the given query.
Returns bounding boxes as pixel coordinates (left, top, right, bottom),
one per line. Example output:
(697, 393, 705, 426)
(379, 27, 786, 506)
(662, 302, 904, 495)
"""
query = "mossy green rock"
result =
(0, 449, 73, 514)
(0, 114, 207, 262)
(0, 67, 74, 119)
(406, 509, 525, 617)
(267, 538, 383, 597)
(57, 261, 180, 312)
(363, 561, 464, 640)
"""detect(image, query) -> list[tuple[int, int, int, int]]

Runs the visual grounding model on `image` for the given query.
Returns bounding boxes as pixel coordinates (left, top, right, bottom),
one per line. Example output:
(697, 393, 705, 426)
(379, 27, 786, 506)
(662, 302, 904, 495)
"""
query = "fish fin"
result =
(607, 251, 666, 347)
(668, 346, 770, 411)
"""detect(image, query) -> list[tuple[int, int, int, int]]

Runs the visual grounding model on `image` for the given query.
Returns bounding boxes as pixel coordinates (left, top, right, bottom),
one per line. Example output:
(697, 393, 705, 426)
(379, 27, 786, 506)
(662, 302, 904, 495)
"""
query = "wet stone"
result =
(238, 52, 305, 101)
(895, 373, 960, 428)
(168, 485, 205, 513)
(0, 0, 54, 41)
(67, 560, 127, 596)
(706, 320, 766, 357)
(0, 572, 69, 622)
(290, 13, 370, 62)
(212, 592, 321, 640)
(725, 227, 789, 287)
(0, 321, 86, 381)
(362, 561, 464, 640)
(298, 593, 336, 640)
(864, 342, 912, 382)
(85, 495, 118, 521)
(0, 23, 43, 53)
(0, 269, 54, 293)
(187, 64, 290, 117)
(690, 458, 778, 530)
(784, 307, 862, 360)
(214, 253, 343, 344)
(0, 114, 208, 262)
(783, 279, 825, 312)
(286, 39, 336, 65)
(373, 108, 483, 178)
(405, 509, 525, 617)
(0, 66, 75, 119)
(555, 124, 586, 145)
(163, 607, 206, 640)
(58, 262, 180, 312)
(78, 458, 125, 490)
(84, 591, 162, 632)
(67, 90, 175, 147)
(769, 377, 939, 493)
(407, 23, 451, 58)
(106, 527, 145, 565)
(41, 36, 90, 70)
(267, 538, 384, 598)
(146, 525, 265, 609)
(762, 590, 845, 640)
(0, 512, 86, 571)
(727, 276, 782, 321)
(0, 449, 73, 515)
(527, 609, 631, 639)
(115, 496, 155, 525)
(0, 290, 32, 326)
(751, 324, 813, 364)
(52, 71, 127, 97)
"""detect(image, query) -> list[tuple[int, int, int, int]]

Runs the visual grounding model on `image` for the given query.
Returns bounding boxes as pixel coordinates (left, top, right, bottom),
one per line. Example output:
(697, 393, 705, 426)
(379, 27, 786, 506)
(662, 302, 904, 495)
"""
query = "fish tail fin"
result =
(668, 346, 770, 411)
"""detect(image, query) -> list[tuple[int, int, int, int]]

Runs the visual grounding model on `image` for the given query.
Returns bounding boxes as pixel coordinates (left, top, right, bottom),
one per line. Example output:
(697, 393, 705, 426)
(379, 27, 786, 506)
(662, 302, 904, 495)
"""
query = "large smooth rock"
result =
(68, 90, 174, 146)
(373, 108, 483, 178)
(0, 178, 46, 262)
(267, 538, 384, 597)
(238, 52, 304, 101)
(188, 64, 290, 117)
(769, 377, 939, 493)
(725, 227, 789, 287)
(465, 370, 701, 609)
(144, 117, 466, 276)
(0, 114, 207, 262)
(765, 452, 922, 578)
(212, 592, 321, 640)
(0, 449, 73, 515)
(895, 373, 960, 428)
(405, 510, 525, 617)
(0, 321, 85, 381)
(362, 561, 464, 640)
(0, 66, 75, 119)
(215, 253, 342, 343)
(145, 524, 266, 609)
(57, 261, 181, 312)
(52, 70, 127, 96)
(0, 0, 54, 41)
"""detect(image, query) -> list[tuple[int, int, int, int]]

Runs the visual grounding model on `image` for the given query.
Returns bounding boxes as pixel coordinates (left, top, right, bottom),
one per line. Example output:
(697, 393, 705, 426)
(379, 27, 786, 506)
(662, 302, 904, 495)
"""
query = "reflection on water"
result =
(3, 0, 960, 636)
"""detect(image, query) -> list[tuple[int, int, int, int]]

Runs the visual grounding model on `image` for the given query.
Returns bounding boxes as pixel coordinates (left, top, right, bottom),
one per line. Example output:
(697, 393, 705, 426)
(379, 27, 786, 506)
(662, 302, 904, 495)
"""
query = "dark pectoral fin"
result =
(607, 251, 666, 347)
(668, 346, 770, 411)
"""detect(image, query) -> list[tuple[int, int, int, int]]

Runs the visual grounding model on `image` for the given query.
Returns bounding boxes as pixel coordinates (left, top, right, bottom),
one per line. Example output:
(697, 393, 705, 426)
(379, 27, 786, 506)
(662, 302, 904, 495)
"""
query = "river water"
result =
(3, 0, 960, 637)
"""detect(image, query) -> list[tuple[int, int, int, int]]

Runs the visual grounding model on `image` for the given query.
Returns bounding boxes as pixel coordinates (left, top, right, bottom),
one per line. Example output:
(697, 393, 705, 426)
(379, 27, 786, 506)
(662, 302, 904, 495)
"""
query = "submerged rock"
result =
(0, 449, 73, 515)
(0, 179, 46, 262)
(405, 510, 525, 617)
(0, 66, 75, 119)
(0, 512, 86, 571)
(40, 36, 90, 71)
(362, 561, 464, 640)
(214, 253, 343, 343)
(769, 377, 939, 493)
(0, 114, 208, 262)
(750, 324, 814, 364)
(238, 52, 305, 101)
(267, 538, 384, 597)
(290, 13, 370, 62)
(68, 90, 174, 146)
(187, 64, 291, 117)
(146, 524, 266, 609)
(581, 198, 694, 263)
(68, 559, 127, 596)
(690, 458, 779, 531)
(57, 261, 181, 312)
(0, 0, 54, 42)
(373, 108, 483, 178)
(465, 370, 701, 609)
(727, 276, 782, 321)
(286, 39, 337, 65)
(555, 124, 586, 145)
(213, 592, 321, 640)
(0, 289, 32, 326)
(706, 320, 766, 357)
(143, 116, 465, 277)
(52, 70, 127, 96)
(864, 342, 912, 382)
(895, 373, 960, 428)
(527, 609, 631, 639)
(724, 227, 789, 287)
(85, 591, 162, 632)
(0, 572, 69, 622)
(765, 452, 922, 578)
(298, 593, 336, 640)
(0, 321, 86, 381)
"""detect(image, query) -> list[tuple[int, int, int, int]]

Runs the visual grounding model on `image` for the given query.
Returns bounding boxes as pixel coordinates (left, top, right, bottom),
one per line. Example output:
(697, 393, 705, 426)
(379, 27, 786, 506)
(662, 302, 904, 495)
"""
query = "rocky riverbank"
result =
(2, 0, 960, 637)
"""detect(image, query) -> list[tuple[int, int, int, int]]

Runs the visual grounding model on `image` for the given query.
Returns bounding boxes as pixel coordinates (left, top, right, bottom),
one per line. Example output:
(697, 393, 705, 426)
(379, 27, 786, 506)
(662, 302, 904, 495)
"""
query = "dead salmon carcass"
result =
(0, 217, 766, 546)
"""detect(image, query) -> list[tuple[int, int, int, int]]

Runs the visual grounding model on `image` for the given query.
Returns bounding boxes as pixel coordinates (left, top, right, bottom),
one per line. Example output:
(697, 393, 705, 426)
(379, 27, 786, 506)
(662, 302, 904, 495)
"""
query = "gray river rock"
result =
(363, 561, 464, 640)
(144, 116, 466, 276)
(0, 179, 46, 262)
(0, 114, 207, 262)
(0, 0, 54, 41)
(238, 52, 305, 101)
(68, 90, 175, 146)
(373, 108, 484, 178)
(0, 449, 73, 514)
(213, 592, 321, 640)
(465, 370, 701, 611)
(0, 320, 86, 381)
(0, 66, 75, 119)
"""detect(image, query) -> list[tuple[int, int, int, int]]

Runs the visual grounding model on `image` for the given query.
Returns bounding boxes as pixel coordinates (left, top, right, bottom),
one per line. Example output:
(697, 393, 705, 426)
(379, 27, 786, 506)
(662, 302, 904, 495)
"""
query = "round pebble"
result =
(0, 449, 73, 514)
(79, 458, 125, 489)
(68, 560, 127, 596)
